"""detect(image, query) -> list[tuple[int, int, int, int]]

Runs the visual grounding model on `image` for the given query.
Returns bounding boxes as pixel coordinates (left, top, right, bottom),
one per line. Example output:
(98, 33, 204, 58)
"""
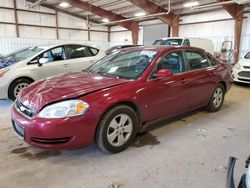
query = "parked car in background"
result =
(105, 44, 142, 55)
(232, 51, 250, 83)
(153, 37, 214, 55)
(11, 46, 232, 153)
(0, 44, 105, 100)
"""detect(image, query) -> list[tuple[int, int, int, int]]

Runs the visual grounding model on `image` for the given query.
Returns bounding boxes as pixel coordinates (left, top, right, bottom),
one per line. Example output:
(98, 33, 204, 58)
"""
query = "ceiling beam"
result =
(129, 0, 179, 36)
(129, 0, 178, 26)
(64, 0, 138, 31)
(26, 0, 99, 23)
(218, 0, 245, 18)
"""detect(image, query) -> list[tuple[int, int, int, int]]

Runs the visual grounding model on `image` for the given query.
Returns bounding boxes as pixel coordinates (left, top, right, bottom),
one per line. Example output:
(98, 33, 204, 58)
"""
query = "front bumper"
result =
(11, 103, 99, 150)
(233, 69, 250, 84)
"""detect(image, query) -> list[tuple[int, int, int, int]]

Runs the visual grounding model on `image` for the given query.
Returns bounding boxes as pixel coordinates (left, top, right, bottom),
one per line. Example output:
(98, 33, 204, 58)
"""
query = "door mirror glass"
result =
(155, 69, 173, 78)
(38, 58, 49, 66)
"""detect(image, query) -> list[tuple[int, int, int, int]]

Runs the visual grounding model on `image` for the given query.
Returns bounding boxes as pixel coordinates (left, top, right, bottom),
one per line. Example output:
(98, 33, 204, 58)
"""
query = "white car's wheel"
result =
(8, 78, 32, 100)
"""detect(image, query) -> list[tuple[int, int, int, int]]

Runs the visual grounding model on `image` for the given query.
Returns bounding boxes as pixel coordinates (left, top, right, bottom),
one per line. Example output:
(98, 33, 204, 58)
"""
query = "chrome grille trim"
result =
(15, 100, 35, 119)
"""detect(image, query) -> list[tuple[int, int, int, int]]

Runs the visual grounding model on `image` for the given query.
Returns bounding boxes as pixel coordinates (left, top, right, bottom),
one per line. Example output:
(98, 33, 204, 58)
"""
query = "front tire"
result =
(206, 83, 225, 112)
(96, 105, 138, 153)
(8, 78, 32, 101)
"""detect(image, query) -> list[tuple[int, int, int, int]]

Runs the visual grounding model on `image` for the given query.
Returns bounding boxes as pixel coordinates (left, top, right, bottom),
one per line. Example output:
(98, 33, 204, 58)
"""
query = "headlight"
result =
(234, 63, 241, 70)
(39, 100, 89, 119)
(0, 68, 9, 77)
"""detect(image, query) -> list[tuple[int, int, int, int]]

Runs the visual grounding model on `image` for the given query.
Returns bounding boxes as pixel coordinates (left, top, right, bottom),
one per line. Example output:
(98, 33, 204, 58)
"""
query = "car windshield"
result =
(87, 49, 158, 79)
(153, 39, 183, 46)
(1, 47, 44, 62)
(0, 47, 44, 69)
(245, 52, 250, 59)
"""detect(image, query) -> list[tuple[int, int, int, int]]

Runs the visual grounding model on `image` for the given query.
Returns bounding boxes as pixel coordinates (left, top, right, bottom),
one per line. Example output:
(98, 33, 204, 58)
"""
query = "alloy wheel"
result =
(107, 114, 133, 147)
(213, 87, 223, 108)
(14, 83, 29, 97)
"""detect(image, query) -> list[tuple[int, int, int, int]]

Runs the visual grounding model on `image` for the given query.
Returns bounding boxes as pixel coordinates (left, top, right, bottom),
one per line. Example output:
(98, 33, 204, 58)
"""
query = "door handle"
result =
(63, 64, 69, 67)
(208, 72, 214, 76)
(181, 78, 187, 84)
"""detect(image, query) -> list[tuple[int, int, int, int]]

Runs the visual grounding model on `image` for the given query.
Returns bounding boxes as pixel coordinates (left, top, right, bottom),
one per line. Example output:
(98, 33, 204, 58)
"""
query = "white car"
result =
(0, 44, 105, 100)
(233, 51, 250, 83)
(153, 37, 214, 55)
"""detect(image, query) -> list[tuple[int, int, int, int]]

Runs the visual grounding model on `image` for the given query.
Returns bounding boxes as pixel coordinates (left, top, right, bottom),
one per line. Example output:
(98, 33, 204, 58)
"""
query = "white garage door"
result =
(143, 24, 169, 45)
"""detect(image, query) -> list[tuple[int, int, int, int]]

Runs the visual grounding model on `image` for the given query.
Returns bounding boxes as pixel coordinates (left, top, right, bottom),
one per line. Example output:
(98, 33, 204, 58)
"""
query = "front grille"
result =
(243, 66, 250, 69)
(15, 100, 35, 118)
(238, 71, 250, 78)
(31, 137, 72, 144)
(238, 78, 250, 82)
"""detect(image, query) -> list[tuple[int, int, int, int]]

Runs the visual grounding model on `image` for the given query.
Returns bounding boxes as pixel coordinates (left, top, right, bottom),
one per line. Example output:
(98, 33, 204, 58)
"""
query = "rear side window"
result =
(183, 39, 190, 46)
(185, 50, 211, 70)
(88, 47, 99, 56)
(207, 54, 218, 66)
(66, 45, 92, 59)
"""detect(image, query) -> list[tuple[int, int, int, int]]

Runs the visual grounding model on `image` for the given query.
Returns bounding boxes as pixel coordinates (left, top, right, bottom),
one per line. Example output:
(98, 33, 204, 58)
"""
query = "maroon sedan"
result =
(11, 46, 232, 153)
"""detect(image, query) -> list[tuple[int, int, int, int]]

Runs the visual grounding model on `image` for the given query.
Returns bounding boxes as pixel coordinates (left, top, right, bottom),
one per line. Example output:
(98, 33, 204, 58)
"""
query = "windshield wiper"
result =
(94, 70, 121, 79)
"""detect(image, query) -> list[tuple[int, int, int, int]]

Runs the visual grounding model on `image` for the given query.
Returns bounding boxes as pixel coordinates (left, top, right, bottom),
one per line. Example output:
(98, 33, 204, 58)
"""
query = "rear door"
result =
(183, 50, 216, 108)
(144, 50, 189, 121)
(64, 45, 98, 71)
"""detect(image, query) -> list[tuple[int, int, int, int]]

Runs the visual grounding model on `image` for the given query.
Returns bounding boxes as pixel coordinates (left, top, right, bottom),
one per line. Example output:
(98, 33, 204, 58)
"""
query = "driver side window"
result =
(151, 51, 185, 79)
(41, 46, 66, 63)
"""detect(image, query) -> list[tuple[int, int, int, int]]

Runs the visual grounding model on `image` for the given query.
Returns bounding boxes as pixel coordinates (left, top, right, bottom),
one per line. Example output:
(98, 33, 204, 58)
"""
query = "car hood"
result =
(238, 59, 250, 66)
(0, 59, 19, 69)
(18, 72, 129, 112)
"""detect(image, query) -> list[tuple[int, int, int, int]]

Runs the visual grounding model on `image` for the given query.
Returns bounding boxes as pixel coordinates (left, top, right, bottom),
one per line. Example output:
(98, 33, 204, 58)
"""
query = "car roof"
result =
(34, 43, 95, 49)
(121, 45, 206, 53)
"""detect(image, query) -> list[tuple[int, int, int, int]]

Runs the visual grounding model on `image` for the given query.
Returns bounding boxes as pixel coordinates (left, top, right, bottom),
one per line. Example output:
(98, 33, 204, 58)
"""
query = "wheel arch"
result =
(94, 100, 143, 142)
(218, 80, 227, 91)
(8, 76, 35, 98)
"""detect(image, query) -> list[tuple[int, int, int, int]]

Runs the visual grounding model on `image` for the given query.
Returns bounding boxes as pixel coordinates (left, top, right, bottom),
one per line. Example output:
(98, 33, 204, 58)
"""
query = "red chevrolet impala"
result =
(11, 46, 232, 153)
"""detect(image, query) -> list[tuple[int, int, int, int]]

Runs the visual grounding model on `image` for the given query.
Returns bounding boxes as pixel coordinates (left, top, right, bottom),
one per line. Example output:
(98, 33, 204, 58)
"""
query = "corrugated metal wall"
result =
(0, 0, 109, 55)
(179, 10, 250, 58)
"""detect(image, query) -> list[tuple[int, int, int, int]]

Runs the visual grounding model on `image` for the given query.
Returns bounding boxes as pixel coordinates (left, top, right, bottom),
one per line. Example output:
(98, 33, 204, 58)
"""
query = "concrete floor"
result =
(0, 84, 250, 188)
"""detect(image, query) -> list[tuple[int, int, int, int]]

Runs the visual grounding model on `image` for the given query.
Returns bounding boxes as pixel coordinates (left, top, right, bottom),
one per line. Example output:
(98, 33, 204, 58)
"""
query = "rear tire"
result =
(96, 105, 138, 154)
(206, 83, 225, 112)
(8, 78, 32, 101)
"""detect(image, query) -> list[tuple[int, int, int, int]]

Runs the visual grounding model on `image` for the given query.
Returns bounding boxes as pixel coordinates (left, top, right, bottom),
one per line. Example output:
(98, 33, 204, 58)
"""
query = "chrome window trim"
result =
(147, 49, 219, 81)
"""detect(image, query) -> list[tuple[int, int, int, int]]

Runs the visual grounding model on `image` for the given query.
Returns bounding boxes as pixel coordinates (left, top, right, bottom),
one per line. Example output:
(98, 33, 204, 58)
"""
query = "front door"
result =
(64, 45, 97, 72)
(144, 50, 189, 121)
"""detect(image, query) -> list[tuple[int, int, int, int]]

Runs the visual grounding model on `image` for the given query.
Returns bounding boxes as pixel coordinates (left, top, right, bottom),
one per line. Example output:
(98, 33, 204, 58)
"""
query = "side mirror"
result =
(154, 69, 173, 79)
(38, 58, 49, 67)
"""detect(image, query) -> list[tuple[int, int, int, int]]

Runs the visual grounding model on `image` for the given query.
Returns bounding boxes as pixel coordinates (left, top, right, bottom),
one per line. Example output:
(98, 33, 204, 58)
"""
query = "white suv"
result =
(0, 44, 105, 100)
(233, 51, 250, 84)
